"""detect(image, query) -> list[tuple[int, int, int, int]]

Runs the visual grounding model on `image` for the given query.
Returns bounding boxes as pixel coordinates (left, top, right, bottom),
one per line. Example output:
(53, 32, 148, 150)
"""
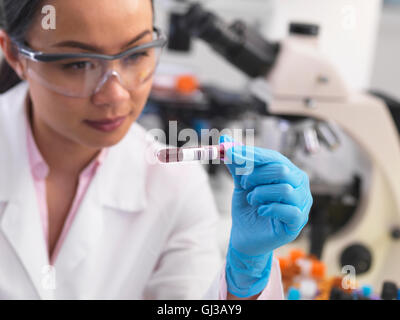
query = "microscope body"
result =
(251, 30, 400, 286)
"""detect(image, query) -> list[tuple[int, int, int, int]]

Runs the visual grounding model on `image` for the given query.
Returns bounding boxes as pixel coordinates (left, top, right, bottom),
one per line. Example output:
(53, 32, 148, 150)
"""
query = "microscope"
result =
(162, 2, 400, 287)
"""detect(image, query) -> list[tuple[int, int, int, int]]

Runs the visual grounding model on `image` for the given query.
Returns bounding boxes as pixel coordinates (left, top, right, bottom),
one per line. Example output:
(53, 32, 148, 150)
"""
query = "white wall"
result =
(370, 4, 400, 99)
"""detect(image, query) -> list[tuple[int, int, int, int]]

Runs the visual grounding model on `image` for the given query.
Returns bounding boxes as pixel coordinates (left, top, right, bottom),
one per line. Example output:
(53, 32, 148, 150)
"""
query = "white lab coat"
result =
(0, 82, 283, 300)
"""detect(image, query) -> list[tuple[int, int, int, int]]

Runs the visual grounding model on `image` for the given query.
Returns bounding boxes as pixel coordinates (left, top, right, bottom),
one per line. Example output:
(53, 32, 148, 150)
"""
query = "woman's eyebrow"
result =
(51, 29, 152, 52)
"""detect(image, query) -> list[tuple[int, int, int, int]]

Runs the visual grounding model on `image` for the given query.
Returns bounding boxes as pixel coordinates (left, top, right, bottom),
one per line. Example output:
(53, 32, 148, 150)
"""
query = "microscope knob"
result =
(391, 227, 400, 240)
(340, 244, 372, 275)
(289, 22, 320, 37)
(381, 281, 398, 300)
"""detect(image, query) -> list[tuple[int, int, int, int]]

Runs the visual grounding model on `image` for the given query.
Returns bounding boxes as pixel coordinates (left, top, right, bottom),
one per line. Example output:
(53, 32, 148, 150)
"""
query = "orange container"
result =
(311, 261, 326, 279)
(175, 75, 199, 94)
(289, 249, 306, 263)
(278, 257, 291, 272)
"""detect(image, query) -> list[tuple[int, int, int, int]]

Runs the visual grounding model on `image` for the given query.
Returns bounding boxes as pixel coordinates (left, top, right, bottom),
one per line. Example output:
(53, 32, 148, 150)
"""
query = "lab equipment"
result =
(222, 135, 312, 297)
(157, 145, 222, 163)
(177, 2, 400, 288)
(12, 27, 167, 98)
(278, 249, 385, 300)
(381, 281, 398, 300)
(361, 285, 373, 298)
(156, 141, 237, 163)
(299, 278, 318, 300)
(181, 3, 279, 78)
(287, 287, 301, 300)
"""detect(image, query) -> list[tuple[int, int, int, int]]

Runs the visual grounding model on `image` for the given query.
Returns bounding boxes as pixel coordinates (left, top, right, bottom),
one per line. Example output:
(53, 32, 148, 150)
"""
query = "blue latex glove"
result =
(221, 135, 313, 297)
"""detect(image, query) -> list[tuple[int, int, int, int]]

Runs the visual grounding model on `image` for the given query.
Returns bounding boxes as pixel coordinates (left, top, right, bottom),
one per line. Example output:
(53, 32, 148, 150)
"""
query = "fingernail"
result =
(246, 192, 253, 205)
(240, 177, 247, 190)
(257, 207, 267, 215)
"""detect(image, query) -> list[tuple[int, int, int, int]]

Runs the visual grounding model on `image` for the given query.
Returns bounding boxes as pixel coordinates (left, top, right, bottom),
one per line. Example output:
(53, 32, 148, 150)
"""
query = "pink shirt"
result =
(25, 110, 108, 266)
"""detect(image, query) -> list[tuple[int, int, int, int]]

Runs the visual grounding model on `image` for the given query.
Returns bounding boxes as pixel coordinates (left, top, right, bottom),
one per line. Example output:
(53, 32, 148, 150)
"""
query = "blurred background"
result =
(138, 0, 400, 299)
(0, 0, 398, 301)
(372, 0, 400, 99)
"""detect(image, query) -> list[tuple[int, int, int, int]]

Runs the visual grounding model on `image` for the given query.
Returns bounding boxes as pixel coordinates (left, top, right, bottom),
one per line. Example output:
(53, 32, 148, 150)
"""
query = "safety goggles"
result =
(12, 27, 167, 98)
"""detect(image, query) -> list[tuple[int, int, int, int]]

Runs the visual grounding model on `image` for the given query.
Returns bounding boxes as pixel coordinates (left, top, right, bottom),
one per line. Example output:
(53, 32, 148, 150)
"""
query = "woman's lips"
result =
(84, 115, 127, 133)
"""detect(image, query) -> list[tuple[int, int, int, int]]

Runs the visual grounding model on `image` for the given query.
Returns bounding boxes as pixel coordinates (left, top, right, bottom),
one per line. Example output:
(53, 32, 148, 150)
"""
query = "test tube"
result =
(156, 141, 240, 164)
(157, 145, 225, 163)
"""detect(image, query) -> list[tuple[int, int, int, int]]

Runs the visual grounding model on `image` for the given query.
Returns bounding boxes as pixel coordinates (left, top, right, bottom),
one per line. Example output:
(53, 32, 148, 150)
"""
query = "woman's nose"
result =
(91, 71, 130, 106)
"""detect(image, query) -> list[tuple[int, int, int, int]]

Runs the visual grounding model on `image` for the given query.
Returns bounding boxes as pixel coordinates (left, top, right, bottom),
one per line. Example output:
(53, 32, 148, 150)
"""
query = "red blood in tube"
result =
(219, 146, 226, 160)
(157, 145, 227, 163)
(157, 148, 183, 163)
(156, 142, 239, 163)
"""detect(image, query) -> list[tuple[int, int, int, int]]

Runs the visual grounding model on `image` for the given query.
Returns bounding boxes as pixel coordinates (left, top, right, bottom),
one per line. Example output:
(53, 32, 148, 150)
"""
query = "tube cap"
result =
(287, 287, 301, 300)
(361, 285, 373, 298)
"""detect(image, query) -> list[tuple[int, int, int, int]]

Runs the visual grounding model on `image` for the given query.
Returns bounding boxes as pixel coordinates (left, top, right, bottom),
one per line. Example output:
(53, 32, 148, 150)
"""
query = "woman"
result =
(0, 0, 312, 299)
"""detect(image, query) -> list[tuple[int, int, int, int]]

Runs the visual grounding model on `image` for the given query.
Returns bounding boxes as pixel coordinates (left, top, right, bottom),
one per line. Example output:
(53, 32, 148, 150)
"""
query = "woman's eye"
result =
(61, 61, 94, 70)
(125, 52, 149, 63)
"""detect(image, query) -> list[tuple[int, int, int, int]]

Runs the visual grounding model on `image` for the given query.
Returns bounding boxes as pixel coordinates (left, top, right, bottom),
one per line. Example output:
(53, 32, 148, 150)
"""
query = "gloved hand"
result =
(220, 135, 313, 298)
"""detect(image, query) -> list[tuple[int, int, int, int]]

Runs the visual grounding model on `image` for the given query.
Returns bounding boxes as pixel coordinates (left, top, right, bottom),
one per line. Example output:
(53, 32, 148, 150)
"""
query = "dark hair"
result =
(0, 0, 155, 94)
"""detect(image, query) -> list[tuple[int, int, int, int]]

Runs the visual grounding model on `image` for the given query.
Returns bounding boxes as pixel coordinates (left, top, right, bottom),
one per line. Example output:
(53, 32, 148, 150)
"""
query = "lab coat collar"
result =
(0, 82, 53, 299)
(53, 131, 149, 293)
(96, 123, 148, 214)
(0, 82, 148, 299)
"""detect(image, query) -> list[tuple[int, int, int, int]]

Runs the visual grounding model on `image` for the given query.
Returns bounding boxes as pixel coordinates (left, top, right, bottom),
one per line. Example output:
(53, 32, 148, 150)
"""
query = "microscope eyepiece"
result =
(180, 3, 279, 78)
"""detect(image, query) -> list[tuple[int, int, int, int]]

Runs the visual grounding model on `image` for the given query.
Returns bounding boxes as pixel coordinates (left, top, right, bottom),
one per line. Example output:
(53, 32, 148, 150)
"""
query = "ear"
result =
(0, 30, 26, 80)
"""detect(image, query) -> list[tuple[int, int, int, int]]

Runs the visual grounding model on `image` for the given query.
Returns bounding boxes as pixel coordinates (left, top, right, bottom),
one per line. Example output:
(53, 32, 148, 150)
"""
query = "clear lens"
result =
(23, 43, 164, 98)
(26, 58, 104, 97)
(119, 46, 162, 89)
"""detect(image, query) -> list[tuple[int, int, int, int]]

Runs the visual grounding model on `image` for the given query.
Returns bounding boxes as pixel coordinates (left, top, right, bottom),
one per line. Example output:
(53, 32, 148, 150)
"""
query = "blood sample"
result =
(157, 142, 236, 163)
